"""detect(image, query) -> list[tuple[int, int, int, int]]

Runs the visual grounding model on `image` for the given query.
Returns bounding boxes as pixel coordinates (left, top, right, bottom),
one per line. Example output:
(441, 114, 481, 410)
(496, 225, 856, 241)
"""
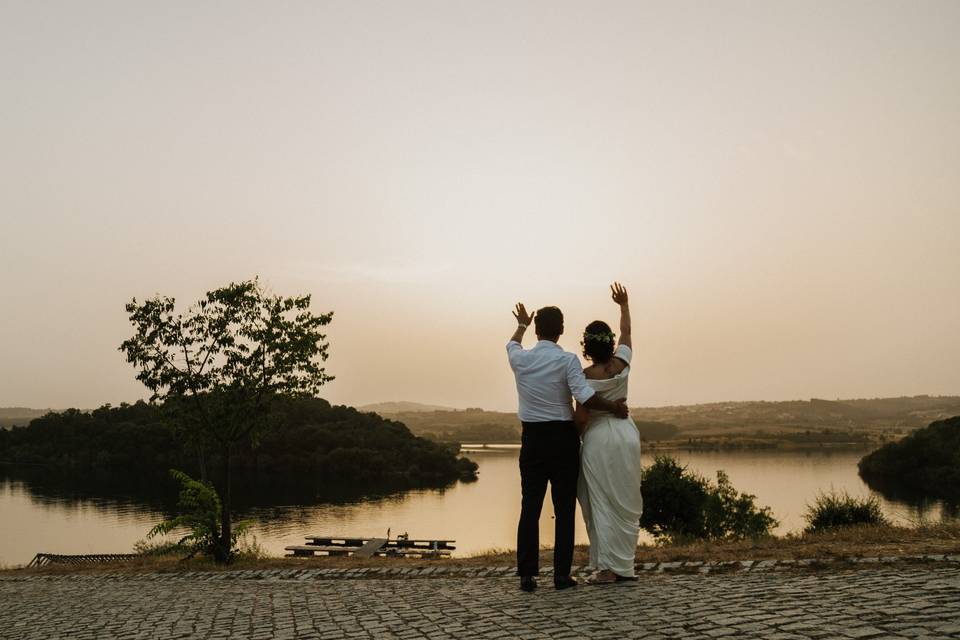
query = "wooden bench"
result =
(285, 538, 389, 558)
(305, 537, 368, 546)
(306, 536, 456, 550)
(374, 548, 452, 558)
(285, 545, 358, 557)
(388, 539, 456, 551)
(287, 535, 455, 559)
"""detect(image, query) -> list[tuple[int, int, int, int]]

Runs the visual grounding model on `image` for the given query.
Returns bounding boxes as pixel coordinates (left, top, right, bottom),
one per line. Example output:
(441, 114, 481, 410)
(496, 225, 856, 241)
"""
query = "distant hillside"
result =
(0, 408, 54, 418)
(630, 396, 960, 434)
(380, 408, 520, 443)
(377, 395, 960, 447)
(360, 401, 456, 413)
(0, 408, 54, 430)
(380, 408, 679, 444)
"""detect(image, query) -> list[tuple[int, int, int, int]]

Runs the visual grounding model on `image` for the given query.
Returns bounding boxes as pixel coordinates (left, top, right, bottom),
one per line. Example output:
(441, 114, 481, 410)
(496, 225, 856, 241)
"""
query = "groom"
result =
(507, 303, 629, 592)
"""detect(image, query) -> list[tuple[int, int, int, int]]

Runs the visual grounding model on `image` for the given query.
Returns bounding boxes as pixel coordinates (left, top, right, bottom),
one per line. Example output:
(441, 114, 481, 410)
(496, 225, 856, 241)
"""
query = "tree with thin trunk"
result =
(120, 278, 333, 562)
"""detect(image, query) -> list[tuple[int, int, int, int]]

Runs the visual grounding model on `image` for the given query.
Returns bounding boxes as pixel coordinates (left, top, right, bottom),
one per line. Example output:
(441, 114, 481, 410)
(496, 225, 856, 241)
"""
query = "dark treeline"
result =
(0, 398, 478, 506)
(858, 416, 960, 500)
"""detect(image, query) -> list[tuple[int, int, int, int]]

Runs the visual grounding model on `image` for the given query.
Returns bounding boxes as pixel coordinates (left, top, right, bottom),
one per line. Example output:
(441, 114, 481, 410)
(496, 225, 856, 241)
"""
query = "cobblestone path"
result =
(1, 564, 959, 639)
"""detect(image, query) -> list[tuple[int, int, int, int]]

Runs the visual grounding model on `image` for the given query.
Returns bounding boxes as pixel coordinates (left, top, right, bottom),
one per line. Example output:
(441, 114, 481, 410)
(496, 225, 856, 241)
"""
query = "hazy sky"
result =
(2, 1, 958, 411)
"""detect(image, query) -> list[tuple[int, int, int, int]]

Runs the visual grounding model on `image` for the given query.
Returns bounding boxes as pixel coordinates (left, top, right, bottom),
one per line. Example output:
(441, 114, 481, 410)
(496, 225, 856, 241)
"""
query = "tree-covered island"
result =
(0, 398, 478, 500)
(858, 415, 960, 500)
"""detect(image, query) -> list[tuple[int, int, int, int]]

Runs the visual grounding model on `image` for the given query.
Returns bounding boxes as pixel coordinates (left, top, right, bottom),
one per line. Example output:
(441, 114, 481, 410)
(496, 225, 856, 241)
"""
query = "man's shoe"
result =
(520, 576, 537, 592)
(554, 576, 578, 590)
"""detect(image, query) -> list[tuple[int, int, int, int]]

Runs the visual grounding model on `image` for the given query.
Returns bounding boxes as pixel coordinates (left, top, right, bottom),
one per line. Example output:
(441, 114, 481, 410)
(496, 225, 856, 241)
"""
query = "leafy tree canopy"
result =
(120, 278, 333, 447)
(119, 278, 334, 561)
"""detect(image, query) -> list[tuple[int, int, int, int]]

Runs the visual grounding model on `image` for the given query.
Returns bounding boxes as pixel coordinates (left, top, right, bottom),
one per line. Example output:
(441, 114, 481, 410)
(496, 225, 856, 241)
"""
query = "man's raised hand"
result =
(513, 303, 535, 326)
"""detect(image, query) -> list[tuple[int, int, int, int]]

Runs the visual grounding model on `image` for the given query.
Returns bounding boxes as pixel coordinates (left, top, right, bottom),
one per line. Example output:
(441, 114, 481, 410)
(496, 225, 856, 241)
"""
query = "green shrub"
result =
(147, 469, 250, 560)
(234, 531, 268, 561)
(704, 470, 779, 540)
(640, 457, 709, 540)
(132, 538, 182, 557)
(804, 490, 887, 533)
(640, 456, 778, 542)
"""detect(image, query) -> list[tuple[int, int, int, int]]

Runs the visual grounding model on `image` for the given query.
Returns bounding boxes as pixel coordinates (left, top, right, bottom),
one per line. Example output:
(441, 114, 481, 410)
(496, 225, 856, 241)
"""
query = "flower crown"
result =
(581, 331, 615, 344)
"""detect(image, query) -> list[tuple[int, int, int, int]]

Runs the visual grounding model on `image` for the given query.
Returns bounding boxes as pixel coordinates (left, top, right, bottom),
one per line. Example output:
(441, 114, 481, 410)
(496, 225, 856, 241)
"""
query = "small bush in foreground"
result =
(147, 470, 250, 560)
(641, 456, 778, 542)
(804, 490, 888, 533)
(704, 470, 779, 540)
(133, 538, 182, 557)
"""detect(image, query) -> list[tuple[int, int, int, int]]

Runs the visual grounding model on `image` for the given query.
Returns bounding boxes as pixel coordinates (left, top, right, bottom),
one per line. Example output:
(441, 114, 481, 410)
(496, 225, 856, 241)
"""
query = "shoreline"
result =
(5, 523, 958, 576)
(460, 441, 878, 451)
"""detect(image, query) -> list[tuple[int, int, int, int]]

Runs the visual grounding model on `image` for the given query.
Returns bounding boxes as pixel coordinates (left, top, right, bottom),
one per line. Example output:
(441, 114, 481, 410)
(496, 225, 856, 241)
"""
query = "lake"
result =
(1, 447, 956, 567)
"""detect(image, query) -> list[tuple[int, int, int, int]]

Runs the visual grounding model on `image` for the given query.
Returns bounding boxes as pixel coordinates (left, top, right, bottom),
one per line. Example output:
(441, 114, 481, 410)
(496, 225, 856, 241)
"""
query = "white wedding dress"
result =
(578, 344, 643, 577)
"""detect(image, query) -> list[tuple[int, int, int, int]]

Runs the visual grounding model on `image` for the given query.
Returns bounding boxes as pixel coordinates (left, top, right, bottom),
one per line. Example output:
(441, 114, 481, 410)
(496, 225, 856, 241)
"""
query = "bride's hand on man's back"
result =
(613, 398, 629, 419)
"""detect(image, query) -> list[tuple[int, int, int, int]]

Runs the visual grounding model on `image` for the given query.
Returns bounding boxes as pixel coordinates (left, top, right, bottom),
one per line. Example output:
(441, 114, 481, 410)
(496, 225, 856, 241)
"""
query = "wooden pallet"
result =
(27, 553, 141, 568)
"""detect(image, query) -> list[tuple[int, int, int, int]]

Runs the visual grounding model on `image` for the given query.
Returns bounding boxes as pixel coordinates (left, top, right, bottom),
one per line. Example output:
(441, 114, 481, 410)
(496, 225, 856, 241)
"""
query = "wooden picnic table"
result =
(285, 535, 455, 558)
(306, 536, 456, 550)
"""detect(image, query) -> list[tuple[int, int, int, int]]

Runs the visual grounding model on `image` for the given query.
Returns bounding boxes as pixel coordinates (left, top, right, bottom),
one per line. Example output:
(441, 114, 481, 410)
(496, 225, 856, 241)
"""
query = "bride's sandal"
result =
(584, 570, 618, 585)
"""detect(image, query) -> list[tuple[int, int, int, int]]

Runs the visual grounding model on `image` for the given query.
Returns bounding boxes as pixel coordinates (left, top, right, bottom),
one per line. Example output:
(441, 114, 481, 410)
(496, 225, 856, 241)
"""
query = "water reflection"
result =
(857, 471, 960, 520)
(1, 449, 956, 568)
(657, 448, 959, 531)
(0, 479, 167, 568)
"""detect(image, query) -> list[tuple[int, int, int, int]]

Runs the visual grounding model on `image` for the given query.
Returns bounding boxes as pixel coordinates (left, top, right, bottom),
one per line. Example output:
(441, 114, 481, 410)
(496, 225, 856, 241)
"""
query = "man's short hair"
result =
(535, 306, 564, 338)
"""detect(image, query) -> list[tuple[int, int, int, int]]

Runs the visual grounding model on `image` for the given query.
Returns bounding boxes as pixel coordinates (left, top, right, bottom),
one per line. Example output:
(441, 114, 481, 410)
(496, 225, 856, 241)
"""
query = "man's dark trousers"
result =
(517, 420, 580, 578)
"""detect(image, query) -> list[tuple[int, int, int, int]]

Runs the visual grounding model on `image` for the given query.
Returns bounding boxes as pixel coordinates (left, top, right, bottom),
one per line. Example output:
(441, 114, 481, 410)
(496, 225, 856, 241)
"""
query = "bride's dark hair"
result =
(581, 320, 615, 363)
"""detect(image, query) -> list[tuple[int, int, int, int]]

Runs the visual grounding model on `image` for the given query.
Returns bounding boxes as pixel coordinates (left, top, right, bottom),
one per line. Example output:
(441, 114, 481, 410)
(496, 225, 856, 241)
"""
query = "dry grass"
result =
(618, 522, 960, 564)
(455, 523, 960, 566)
(7, 523, 958, 577)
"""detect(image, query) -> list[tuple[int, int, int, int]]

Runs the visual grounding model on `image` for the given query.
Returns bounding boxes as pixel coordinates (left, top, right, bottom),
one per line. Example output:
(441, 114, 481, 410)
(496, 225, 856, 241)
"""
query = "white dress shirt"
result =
(506, 339, 596, 422)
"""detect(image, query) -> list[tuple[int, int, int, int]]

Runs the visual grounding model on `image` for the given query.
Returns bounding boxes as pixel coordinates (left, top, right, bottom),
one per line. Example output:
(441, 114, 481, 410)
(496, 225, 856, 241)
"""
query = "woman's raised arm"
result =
(611, 282, 631, 349)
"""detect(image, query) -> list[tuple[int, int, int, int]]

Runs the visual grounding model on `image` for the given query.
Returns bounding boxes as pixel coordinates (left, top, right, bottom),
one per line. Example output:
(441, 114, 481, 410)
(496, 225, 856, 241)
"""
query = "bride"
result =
(574, 282, 643, 584)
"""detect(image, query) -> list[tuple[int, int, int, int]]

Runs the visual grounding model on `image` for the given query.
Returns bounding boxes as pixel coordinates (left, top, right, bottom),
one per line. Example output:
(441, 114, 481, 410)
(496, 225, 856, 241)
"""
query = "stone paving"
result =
(1, 562, 959, 639)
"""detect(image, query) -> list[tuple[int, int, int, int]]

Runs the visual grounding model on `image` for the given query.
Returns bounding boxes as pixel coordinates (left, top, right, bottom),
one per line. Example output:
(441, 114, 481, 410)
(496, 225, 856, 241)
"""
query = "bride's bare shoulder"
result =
(584, 359, 627, 380)
(583, 364, 602, 380)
